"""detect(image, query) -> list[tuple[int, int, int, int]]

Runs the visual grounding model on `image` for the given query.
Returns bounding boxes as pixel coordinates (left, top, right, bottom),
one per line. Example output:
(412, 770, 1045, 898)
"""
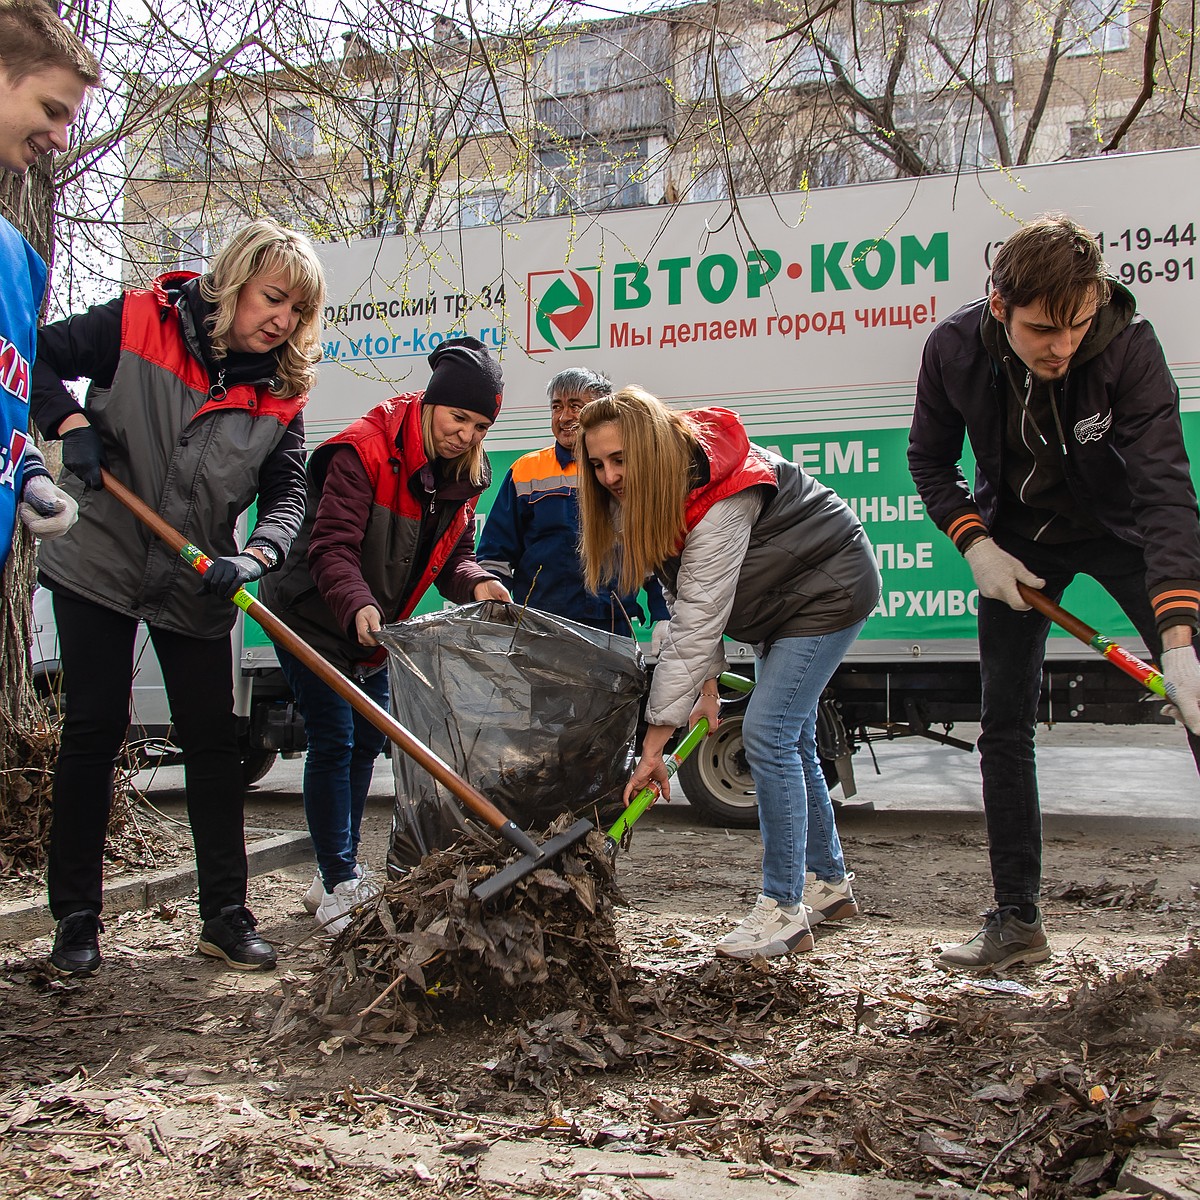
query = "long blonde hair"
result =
(419, 403, 488, 487)
(201, 220, 326, 398)
(577, 385, 698, 596)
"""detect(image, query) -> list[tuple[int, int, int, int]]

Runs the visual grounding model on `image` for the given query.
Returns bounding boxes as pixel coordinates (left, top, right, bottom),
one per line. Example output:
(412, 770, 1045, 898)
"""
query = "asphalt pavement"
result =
(138, 718, 1197, 821)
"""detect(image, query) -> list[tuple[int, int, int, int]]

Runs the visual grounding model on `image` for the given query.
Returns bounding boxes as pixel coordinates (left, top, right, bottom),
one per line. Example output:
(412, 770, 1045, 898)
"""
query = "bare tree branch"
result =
(1102, 0, 1165, 152)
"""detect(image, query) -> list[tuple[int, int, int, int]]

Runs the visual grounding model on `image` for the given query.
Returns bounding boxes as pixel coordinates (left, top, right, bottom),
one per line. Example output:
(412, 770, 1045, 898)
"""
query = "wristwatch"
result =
(249, 543, 280, 570)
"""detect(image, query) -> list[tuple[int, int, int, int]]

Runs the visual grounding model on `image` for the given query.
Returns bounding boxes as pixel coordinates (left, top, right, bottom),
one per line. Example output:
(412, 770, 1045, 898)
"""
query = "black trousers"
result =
(978, 531, 1200, 908)
(47, 589, 248, 921)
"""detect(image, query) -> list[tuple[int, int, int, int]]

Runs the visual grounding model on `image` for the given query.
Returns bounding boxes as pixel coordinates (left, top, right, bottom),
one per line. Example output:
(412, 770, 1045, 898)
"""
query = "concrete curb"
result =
(0, 828, 313, 944)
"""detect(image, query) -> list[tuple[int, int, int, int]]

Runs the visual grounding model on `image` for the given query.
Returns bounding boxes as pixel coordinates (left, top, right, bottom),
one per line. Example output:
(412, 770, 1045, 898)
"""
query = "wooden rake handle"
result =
(1016, 581, 1173, 701)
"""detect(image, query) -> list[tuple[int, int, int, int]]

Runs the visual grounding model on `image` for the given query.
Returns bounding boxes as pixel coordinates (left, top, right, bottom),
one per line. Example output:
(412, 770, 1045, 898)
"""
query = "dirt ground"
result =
(2, 753, 1200, 1199)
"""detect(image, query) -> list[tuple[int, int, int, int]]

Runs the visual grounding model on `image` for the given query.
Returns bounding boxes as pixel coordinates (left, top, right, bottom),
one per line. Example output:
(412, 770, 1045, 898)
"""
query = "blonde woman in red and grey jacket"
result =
(30, 220, 325, 978)
(260, 336, 511, 936)
(577, 387, 880, 962)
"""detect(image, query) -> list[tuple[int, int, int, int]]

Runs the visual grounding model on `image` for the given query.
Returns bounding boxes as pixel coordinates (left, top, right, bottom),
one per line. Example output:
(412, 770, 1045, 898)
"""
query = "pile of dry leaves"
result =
(257, 811, 1200, 1199)
(268, 816, 631, 1050)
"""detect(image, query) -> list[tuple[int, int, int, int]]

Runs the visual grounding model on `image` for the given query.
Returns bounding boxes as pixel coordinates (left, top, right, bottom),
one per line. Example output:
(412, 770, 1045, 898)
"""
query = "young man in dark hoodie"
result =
(908, 213, 1200, 972)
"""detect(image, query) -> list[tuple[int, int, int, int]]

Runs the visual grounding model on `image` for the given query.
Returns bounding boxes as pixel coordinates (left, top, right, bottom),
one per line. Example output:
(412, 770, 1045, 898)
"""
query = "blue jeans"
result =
(980, 531, 1200, 908)
(277, 647, 389, 891)
(741, 619, 867, 906)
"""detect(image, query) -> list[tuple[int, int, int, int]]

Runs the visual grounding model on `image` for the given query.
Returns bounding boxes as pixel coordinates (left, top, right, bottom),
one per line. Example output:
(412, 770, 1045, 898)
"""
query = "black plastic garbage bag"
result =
(374, 601, 645, 870)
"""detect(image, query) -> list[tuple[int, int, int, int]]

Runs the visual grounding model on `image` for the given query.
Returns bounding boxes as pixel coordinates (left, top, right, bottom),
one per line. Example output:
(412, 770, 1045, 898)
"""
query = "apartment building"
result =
(122, 0, 1195, 280)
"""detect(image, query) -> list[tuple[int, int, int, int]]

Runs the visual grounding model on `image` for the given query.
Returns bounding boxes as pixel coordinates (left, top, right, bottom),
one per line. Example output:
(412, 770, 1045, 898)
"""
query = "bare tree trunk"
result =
(0, 162, 59, 872)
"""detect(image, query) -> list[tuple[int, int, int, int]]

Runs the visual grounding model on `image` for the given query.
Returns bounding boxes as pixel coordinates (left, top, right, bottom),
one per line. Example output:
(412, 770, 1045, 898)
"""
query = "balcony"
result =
(534, 84, 669, 142)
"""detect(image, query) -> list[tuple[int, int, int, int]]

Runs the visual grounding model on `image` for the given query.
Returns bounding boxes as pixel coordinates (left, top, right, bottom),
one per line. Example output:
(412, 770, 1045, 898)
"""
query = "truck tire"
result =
(677, 712, 759, 827)
(241, 748, 278, 787)
(676, 710, 843, 827)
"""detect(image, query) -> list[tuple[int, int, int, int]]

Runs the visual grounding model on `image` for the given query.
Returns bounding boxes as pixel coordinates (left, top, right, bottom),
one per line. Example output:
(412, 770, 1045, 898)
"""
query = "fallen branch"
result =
(652, 1027, 773, 1085)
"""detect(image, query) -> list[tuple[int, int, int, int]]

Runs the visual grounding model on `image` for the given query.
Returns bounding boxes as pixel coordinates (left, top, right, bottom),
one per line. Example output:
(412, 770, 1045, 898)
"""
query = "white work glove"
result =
(963, 537, 1045, 610)
(1160, 646, 1200, 735)
(18, 475, 78, 539)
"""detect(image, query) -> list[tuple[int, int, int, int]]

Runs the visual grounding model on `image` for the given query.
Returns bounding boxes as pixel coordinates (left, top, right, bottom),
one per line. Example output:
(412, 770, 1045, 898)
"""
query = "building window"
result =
(161, 123, 208, 173)
(1064, 0, 1130, 56)
(361, 98, 409, 179)
(1068, 118, 1122, 157)
(458, 190, 506, 228)
(271, 105, 315, 160)
(688, 167, 728, 202)
(779, 39, 830, 87)
(694, 38, 759, 99)
(537, 138, 646, 215)
(164, 224, 206, 274)
(815, 152, 849, 188)
(458, 74, 505, 136)
(552, 38, 611, 95)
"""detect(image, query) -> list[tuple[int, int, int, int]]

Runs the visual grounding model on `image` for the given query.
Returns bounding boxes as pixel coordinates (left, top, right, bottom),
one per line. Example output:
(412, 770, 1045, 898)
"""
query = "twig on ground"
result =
(652, 1027, 773, 1085)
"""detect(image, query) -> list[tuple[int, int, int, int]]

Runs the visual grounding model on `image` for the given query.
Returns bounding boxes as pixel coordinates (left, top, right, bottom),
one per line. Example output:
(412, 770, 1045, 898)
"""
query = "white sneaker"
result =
(715, 895, 814, 959)
(802, 871, 859, 927)
(315, 877, 373, 937)
(302, 860, 368, 915)
(302, 873, 325, 915)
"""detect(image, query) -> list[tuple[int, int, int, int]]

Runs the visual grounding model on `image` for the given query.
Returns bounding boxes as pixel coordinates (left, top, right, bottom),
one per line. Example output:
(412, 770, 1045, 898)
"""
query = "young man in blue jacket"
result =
(909, 214, 1200, 972)
(477, 366, 667, 637)
(0, 1, 99, 571)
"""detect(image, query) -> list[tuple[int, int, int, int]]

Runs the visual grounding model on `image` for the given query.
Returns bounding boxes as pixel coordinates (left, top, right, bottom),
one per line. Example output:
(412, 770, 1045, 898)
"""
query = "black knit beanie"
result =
(422, 336, 504, 421)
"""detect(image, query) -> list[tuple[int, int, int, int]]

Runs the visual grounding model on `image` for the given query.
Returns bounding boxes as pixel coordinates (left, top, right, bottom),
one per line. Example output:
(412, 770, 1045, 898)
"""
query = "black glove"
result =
(201, 553, 265, 600)
(60, 425, 107, 490)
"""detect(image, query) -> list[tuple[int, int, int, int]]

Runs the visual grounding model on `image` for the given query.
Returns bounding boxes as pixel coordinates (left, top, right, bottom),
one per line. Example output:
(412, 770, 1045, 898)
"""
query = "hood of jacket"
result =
(981, 278, 1136, 381)
(165, 272, 284, 392)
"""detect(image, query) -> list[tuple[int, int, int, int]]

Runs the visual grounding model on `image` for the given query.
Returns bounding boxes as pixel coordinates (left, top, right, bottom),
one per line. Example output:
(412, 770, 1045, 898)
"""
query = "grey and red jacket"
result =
(908, 291, 1200, 633)
(260, 393, 494, 673)
(32, 272, 307, 639)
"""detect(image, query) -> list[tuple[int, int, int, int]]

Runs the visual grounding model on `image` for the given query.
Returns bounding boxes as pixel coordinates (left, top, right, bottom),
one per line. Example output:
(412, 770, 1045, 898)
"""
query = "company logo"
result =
(527, 268, 601, 353)
(1074, 410, 1112, 444)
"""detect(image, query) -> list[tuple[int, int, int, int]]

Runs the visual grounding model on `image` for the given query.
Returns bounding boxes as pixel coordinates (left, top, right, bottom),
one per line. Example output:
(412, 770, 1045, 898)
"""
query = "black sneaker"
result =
(197, 905, 277, 971)
(50, 911, 103, 976)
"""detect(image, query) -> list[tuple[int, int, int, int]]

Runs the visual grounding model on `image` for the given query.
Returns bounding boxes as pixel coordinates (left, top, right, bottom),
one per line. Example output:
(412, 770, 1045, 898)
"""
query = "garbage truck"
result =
(35, 147, 1200, 815)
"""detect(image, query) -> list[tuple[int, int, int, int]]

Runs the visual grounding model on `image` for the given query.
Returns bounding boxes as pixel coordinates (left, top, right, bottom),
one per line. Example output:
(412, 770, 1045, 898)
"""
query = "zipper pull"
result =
(208, 369, 227, 401)
(1023, 371, 1048, 446)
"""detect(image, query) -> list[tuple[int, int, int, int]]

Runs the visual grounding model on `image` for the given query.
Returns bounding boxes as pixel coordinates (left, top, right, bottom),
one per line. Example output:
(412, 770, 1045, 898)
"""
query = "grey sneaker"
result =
(803, 871, 859, 926)
(716, 895, 814, 959)
(937, 907, 1051, 972)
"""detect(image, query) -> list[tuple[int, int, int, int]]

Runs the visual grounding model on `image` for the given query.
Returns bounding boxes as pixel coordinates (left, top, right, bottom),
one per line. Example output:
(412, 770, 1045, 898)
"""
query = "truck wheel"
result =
(676, 710, 846, 828)
(241, 748, 278, 787)
(677, 713, 759, 828)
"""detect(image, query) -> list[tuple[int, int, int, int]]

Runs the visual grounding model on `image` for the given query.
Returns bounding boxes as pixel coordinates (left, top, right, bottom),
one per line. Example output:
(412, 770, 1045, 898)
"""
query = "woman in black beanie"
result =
(260, 335, 511, 934)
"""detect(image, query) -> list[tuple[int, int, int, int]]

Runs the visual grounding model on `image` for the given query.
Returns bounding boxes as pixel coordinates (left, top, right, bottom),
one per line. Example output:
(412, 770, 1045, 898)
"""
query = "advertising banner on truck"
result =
(309, 148, 1200, 658)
